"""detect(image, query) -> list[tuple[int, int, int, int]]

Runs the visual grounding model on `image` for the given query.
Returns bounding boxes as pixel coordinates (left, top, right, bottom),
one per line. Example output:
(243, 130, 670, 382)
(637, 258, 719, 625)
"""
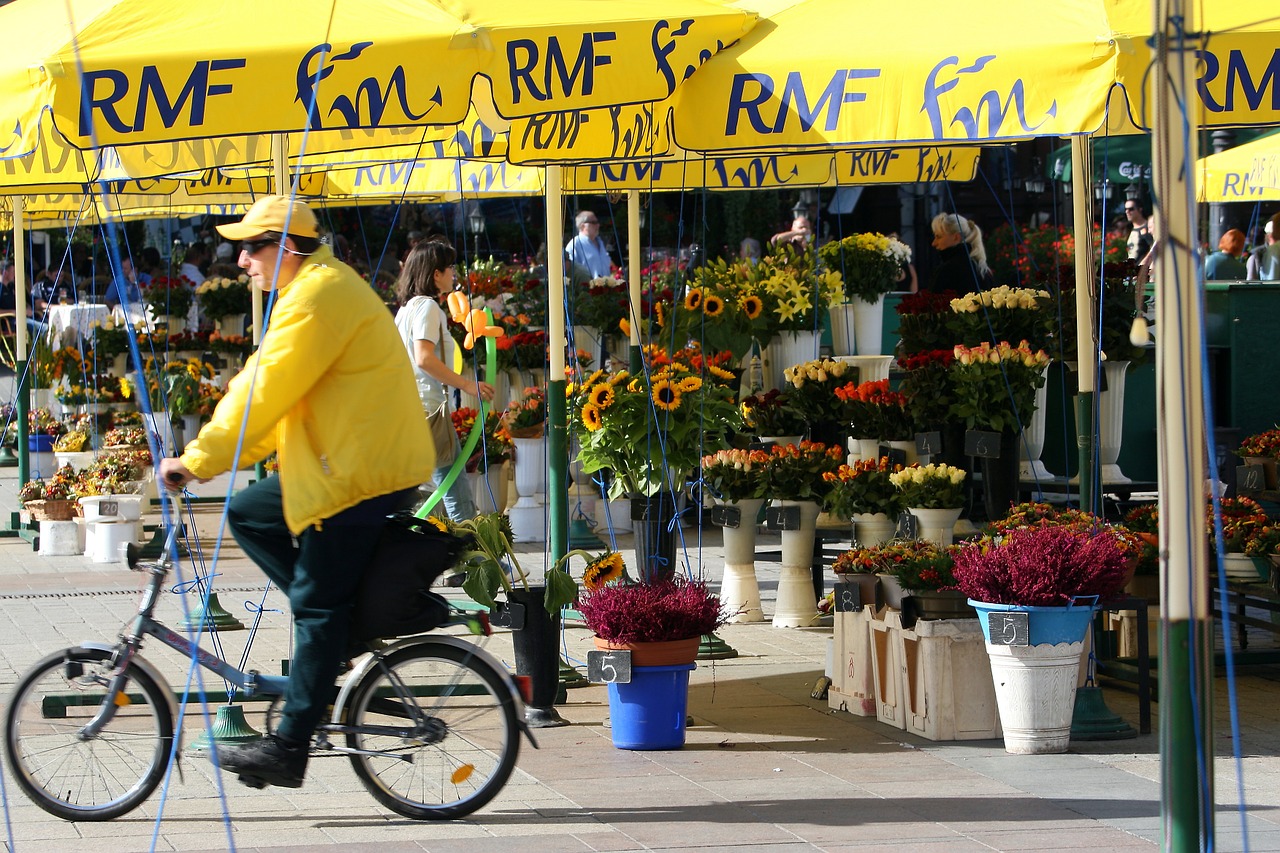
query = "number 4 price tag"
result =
(587, 650, 632, 684)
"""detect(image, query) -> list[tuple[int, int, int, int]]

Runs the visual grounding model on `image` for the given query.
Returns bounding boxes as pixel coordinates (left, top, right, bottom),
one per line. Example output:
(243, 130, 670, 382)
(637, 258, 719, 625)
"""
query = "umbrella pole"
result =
(13, 197, 30, 496)
(1069, 138, 1096, 513)
(545, 166, 568, 566)
(628, 191, 643, 373)
(1152, 0, 1213, 846)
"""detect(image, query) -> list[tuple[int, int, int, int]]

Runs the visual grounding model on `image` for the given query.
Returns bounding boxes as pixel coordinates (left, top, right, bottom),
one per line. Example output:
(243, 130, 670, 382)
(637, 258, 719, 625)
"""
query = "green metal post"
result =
(15, 357, 29, 488)
(1074, 392, 1094, 512)
(1160, 618, 1213, 849)
(548, 377, 568, 564)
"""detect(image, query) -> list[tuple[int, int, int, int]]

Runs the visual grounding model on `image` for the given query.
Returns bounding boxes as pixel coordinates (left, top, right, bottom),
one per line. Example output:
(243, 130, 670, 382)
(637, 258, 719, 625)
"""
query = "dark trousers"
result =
(227, 476, 386, 744)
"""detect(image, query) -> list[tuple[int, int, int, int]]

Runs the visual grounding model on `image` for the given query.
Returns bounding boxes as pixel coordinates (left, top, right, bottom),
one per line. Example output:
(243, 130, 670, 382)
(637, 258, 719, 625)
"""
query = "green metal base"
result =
(136, 525, 188, 559)
(0, 446, 17, 468)
(559, 659, 590, 689)
(1070, 685, 1136, 740)
(567, 517, 605, 549)
(179, 593, 246, 632)
(187, 704, 262, 751)
(697, 632, 739, 660)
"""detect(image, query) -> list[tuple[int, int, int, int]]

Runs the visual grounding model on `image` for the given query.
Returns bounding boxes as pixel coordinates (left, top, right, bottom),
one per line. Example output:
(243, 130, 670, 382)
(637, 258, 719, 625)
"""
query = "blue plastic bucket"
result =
(27, 433, 56, 453)
(607, 663, 695, 750)
(968, 599, 1096, 646)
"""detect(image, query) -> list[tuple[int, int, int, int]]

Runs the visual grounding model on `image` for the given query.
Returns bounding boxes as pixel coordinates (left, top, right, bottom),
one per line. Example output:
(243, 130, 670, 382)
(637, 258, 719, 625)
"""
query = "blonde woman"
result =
(928, 213, 993, 294)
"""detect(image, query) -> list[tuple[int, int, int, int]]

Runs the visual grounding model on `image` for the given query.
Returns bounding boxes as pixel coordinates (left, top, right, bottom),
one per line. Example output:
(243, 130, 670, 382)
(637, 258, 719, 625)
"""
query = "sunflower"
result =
(423, 516, 450, 533)
(741, 294, 763, 320)
(683, 288, 704, 311)
(582, 551, 625, 590)
(702, 294, 725, 317)
(652, 379, 682, 411)
(655, 302, 666, 327)
(677, 376, 702, 393)
(589, 383, 615, 408)
(581, 403, 603, 431)
(708, 364, 736, 381)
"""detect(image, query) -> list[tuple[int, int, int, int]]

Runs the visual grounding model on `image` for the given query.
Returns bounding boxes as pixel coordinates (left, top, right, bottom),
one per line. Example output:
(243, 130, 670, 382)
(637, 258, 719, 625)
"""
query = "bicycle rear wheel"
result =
(345, 641, 520, 820)
(5, 647, 174, 821)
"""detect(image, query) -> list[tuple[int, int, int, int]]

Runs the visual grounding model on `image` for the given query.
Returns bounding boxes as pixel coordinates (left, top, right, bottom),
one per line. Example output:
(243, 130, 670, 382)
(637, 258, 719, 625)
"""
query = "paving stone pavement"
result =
(0, 463, 1278, 851)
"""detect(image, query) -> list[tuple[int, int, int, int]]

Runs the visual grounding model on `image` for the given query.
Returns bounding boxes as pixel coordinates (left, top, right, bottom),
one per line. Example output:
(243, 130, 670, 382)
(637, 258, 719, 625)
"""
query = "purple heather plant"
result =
(576, 578, 727, 644)
(952, 525, 1133, 607)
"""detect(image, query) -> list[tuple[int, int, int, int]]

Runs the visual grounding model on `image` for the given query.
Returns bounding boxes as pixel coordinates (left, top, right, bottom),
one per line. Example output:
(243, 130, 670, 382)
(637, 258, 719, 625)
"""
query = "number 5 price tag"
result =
(587, 650, 633, 684)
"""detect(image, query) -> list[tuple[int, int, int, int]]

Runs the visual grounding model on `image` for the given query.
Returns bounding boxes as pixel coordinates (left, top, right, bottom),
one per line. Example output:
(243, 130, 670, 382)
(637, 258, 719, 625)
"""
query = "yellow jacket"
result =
(182, 246, 435, 533)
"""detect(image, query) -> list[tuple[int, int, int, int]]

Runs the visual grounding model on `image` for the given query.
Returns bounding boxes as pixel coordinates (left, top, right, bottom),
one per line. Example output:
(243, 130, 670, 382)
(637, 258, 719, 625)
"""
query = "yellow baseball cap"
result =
(215, 195, 319, 241)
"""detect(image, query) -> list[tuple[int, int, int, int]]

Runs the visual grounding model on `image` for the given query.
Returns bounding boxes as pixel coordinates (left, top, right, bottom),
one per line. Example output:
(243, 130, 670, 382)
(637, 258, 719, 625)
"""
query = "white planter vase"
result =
(471, 461, 509, 514)
(836, 354, 894, 385)
(595, 496, 633, 535)
(717, 497, 766, 623)
(764, 330, 820, 392)
(887, 440, 919, 466)
(851, 294, 886, 355)
(570, 324, 603, 366)
(215, 313, 246, 338)
(508, 436, 546, 542)
(759, 434, 803, 448)
(853, 512, 896, 547)
(908, 506, 963, 546)
(158, 315, 186, 334)
(1019, 362, 1053, 481)
(856, 438, 881, 462)
(984, 642, 1084, 754)
(829, 303, 857, 356)
(110, 353, 130, 376)
(773, 499, 821, 628)
(1070, 360, 1131, 485)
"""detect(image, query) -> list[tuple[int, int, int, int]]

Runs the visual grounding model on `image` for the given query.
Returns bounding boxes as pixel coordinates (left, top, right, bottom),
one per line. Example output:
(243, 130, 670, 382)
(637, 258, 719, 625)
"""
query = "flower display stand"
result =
(763, 330, 820, 391)
(893, 611, 1002, 741)
(1018, 363, 1053, 481)
(829, 303, 857, 356)
(852, 294, 886, 355)
(853, 512, 896, 547)
(970, 600, 1093, 754)
(38, 520, 82, 556)
(835, 354, 893, 384)
(828, 604, 876, 717)
(470, 462, 509, 514)
(868, 609, 906, 729)
(772, 499, 821, 628)
(508, 437, 546, 543)
(908, 506, 962, 546)
(1070, 360, 1132, 485)
(717, 498, 766, 623)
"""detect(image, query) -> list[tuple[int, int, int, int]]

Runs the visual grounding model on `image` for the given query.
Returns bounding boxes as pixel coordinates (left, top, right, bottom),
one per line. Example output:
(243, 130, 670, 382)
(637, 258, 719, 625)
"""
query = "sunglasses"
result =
(1124, 206, 1138, 212)
(241, 236, 280, 256)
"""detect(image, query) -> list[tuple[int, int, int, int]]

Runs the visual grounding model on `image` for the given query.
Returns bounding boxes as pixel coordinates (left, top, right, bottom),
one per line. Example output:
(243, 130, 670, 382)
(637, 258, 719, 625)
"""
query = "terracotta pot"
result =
(593, 636, 699, 667)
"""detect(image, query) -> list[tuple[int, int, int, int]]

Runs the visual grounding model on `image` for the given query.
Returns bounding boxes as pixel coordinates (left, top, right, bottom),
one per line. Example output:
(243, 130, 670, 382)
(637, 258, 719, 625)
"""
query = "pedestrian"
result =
(159, 195, 434, 790)
(926, 213, 992, 294)
(1204, 229, 1247, 281)
(394, 239, 495, 522)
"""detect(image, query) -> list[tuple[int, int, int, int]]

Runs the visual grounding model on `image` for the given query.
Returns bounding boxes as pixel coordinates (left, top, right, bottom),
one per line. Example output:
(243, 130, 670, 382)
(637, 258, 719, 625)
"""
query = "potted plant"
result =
(951, 524, 1136, 754)
(835, 378, 916, 454)
(741, 389, 808, 443)
(748, 244, 843, 384)
(831, 546, 882, 611)
(873, 539, 971, 619)
(1212, 495, 1270, 582)
(141, 275, 195, 328)
(948, 285, 1053, 351)
(195, 274, 252, 327)
(783, 356, 856, 446)
(577, 575, 727, 750)
(822, 456, 903, 546)
(818, 231, 910, 355)
(569, 355, 742, 582)
(764, 440, 845, 627)
(701, 448, 772, 622)
(453, 406, 513, 512)
(889, 463, 967, 545)
(1238, 427, 1280, 490)
(894, 290, 960, 356)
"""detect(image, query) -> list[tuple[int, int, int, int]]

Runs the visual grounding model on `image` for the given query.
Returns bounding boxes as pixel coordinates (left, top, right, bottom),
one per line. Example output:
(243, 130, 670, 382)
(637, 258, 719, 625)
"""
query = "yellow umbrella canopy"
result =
(667, 0, 1122, 152)
(1197, 131, 1280, 203)
(0, 0, 756, 155)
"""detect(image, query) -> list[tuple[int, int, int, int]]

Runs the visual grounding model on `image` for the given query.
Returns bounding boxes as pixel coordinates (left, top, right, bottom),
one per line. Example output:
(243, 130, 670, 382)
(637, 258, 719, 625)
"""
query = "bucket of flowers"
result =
(502, 385, 547, 440)
(783, 356, 856, 446)
(948, 285, 1053, 350)
(740, 389, 808, 444)
(834, 378, 915, 445)
(1237, 427, 1280, 491)
(142, 275, 195, 324)
(819, 232, 911, 306)
(196, 274, 252, 323)
(822, 456, 903, 546)
(19, 463, 79, 520)
(872, 539, 971, 619)
(889, 463, 967, 546)
(894, 290, 961, 356)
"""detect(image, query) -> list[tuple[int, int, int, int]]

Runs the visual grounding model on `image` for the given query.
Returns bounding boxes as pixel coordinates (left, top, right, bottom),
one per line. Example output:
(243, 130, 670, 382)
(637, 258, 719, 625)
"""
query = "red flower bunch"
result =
(952, 525, 1134, 606)
(898, 349, 956, 372)
(895, 290, 961, 355)
(821, 456, 904, 518)
(895, 290, 959, 315)
(834, 379, 914, 440)
(1239, 428, 1280, 459)
(577, 578, 725, 644)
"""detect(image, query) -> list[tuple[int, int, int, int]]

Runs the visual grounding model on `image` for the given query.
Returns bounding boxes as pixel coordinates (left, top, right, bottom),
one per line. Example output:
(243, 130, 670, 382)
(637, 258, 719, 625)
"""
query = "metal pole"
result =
(13, 197, 29, 489)
(1069, 137, 1096, 512)
(1153, 0, 1213, 847)
(545, 166, 568, 565)
(627, 191, 643, 373)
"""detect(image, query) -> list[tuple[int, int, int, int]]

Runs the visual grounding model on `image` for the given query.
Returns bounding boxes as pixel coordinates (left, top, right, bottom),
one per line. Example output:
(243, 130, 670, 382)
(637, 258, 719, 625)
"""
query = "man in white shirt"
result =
(564, 210, 613, 279)
(179, 242, 208, 329)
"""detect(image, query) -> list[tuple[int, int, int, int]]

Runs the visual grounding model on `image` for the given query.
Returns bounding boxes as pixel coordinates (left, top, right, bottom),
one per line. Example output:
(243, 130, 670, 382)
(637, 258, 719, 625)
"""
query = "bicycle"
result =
(4, 529, 536, 822)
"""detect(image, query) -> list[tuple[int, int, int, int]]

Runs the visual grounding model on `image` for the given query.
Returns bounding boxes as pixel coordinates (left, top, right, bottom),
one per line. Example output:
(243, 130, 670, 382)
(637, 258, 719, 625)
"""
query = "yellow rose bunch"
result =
(890, 463, 968, 509)
(949, 285, 1053, 349)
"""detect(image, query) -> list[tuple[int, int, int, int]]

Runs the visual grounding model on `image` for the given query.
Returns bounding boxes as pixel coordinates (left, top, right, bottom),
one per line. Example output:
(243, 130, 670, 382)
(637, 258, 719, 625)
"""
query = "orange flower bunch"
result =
(833, 379, 914, 440)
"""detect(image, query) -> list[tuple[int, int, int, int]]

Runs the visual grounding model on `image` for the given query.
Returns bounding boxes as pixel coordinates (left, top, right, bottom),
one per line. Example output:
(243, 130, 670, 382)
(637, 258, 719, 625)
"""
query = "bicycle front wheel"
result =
(345, 641, 520, 820)
(5, 647, 174, 821)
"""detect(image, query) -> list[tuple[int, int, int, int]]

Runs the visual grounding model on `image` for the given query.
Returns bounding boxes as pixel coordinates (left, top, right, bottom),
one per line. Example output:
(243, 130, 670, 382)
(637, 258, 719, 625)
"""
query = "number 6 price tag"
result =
(587, 650, 633, 684)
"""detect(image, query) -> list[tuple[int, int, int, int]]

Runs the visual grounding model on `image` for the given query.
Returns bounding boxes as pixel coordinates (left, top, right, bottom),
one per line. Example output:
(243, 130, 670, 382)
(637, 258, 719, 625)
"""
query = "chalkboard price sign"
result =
(987, 611, 1030, 646)
(489, 601, 526, 631)
(915, 431, 942, 456)
(965, 429, 1002, 459)
(1237, 465, 1264, 494)
(765, 504, 801, 530)
(709, 505, 742, 528)
(587, 650, 632, 684)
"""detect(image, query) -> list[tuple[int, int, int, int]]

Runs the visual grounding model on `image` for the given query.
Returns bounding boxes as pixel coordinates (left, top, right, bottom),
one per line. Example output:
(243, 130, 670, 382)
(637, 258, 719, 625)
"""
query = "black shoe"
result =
(216, 735, 308, 789)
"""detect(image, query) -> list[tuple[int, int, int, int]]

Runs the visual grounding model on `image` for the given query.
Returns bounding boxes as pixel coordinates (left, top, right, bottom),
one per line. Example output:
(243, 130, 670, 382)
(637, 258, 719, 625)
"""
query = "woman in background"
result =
(394, 240, 495, 521)
(1204, 228, 1247, 281)
(927, 213, 993, 294)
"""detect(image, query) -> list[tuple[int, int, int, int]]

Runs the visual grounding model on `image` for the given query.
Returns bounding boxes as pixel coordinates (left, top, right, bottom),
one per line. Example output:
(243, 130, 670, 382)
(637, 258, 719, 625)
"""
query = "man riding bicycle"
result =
(160, 196, 434, 789)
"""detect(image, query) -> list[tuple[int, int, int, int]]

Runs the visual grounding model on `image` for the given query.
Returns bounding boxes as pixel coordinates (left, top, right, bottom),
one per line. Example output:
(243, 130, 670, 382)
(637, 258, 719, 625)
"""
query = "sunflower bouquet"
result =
(568, 354, 743, 499)
(656, 259, 762, 360)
